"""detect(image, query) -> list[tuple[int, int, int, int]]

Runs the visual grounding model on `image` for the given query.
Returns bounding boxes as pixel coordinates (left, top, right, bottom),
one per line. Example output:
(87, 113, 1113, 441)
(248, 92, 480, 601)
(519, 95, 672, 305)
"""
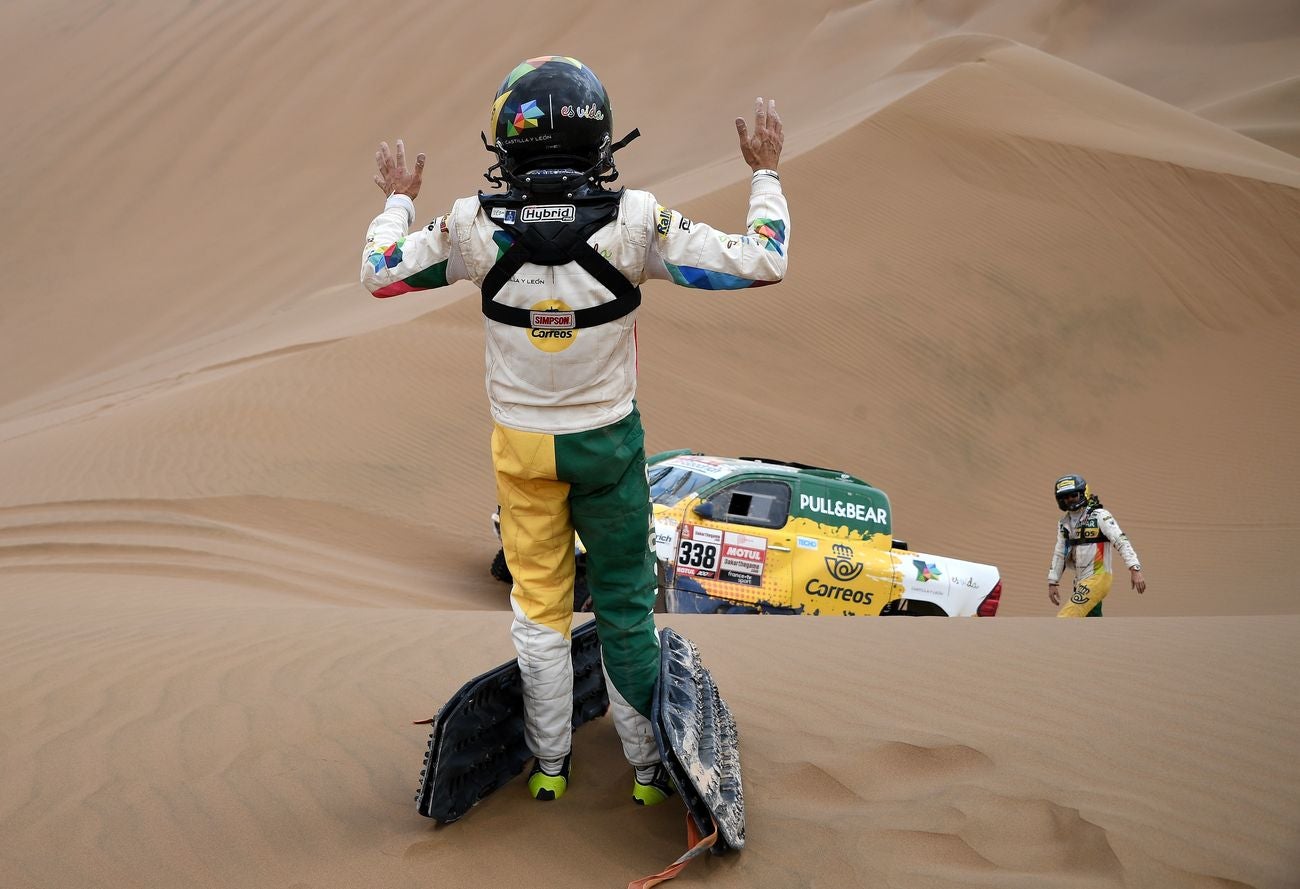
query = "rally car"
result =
(489, 450, 1002, 616)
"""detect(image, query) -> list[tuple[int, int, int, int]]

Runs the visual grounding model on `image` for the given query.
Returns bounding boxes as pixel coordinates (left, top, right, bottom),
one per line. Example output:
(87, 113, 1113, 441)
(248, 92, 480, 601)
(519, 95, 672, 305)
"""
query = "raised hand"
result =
(735, 97, 784, 172)
(374, 139, 427, 199)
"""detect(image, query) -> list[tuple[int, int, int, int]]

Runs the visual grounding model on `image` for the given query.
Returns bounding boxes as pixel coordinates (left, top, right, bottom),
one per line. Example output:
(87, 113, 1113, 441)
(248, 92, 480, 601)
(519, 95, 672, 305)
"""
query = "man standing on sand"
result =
(360, 56, 788, 804)
(1048, 474, 1146, 617)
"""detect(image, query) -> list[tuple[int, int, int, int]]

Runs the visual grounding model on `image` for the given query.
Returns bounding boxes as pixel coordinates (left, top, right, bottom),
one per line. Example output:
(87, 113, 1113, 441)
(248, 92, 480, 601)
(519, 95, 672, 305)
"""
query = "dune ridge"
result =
(1195, 74, 1300, 157)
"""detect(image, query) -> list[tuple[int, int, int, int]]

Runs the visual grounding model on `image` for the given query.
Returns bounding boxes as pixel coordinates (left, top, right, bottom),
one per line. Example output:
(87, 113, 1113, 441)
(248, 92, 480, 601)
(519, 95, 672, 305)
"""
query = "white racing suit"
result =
(1047, 504, 1141, 617)
(362, 173, 789, 771)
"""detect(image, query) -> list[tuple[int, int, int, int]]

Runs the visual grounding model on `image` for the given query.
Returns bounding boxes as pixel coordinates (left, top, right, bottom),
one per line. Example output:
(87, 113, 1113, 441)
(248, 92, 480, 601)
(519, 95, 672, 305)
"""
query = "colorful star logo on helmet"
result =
(366, 238, 404, 273)
(913, 559, 942, 582)
(507, 100, 544, 137)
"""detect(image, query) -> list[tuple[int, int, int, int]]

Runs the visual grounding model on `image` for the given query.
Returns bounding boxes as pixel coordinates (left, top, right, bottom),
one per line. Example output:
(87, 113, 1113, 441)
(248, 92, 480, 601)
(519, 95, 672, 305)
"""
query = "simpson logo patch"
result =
(528, 299, 578, 352)
(530, 310, 575, 329)
(520, 204, 576, 223)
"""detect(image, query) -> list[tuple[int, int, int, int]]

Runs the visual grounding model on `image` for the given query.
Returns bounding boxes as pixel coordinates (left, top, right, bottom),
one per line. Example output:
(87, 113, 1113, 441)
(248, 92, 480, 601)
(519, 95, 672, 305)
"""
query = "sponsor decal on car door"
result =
(790, 536, 899, 615)
(677, 519, 793, 609)
(717, 531, 769, 587)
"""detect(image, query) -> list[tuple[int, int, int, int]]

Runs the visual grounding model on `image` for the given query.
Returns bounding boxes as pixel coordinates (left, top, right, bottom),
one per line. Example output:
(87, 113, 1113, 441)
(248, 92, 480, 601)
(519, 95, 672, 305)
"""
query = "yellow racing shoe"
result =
(632, 763, 676, 806)
(528, 755, 571, 801)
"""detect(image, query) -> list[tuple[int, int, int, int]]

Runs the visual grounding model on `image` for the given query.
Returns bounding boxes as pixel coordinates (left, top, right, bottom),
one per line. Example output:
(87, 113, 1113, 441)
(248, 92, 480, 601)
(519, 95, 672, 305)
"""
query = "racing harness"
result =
(477, 187, 641, 329)
(1060, 499, 1106, 559)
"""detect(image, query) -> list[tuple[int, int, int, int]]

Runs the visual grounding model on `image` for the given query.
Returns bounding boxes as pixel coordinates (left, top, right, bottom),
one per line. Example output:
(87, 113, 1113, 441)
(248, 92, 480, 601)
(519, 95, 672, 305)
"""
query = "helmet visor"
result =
(1055, 489, 1087, 511)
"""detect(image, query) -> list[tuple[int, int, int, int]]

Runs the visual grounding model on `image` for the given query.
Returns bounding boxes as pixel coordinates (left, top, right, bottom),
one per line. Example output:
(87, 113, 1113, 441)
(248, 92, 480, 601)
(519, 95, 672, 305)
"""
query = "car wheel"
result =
(894, 599, 948, 617)
(490, 548, 512, 584)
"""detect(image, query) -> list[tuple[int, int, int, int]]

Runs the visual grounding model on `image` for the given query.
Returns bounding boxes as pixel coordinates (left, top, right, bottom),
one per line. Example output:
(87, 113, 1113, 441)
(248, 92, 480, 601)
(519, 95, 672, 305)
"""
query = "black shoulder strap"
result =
(477, 190, 641, 329)
(1067, 507, 1104, 546)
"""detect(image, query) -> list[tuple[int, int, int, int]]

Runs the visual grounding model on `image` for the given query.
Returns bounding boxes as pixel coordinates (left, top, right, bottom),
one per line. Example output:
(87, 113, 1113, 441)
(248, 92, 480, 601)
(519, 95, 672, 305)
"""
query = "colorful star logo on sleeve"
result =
(752, 218, 787, 255)
(367, 238, 405, 273)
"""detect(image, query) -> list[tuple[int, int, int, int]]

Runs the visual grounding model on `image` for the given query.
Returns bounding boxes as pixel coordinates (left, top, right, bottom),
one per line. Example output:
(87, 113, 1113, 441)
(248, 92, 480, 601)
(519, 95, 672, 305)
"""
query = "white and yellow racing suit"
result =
(1048, 504, 1141, 617)
(361, 172, 789, 772)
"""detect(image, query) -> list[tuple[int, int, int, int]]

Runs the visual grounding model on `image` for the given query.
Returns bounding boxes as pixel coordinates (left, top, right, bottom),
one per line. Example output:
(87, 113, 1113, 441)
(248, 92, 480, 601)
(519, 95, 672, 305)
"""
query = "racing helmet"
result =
(1054, 474, 1090, 512)
(483, 56, 635, 190)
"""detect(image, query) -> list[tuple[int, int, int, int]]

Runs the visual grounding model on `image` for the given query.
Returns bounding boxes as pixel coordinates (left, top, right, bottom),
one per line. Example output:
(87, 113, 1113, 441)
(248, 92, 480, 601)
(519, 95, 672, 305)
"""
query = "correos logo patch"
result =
(529, 299, 578, 352)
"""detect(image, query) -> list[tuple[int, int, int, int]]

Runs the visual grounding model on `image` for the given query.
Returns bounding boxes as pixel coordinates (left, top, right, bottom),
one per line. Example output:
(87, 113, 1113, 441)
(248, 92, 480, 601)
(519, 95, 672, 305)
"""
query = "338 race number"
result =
(675, 525, 723, 578)
(678, 539, 718, 570)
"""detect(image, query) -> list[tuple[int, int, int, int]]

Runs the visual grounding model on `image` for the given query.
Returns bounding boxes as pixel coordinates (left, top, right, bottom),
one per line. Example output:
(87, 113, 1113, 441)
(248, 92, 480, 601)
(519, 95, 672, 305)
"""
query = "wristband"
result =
(384, 193, 416, 227)
(751, 168, 780, 182)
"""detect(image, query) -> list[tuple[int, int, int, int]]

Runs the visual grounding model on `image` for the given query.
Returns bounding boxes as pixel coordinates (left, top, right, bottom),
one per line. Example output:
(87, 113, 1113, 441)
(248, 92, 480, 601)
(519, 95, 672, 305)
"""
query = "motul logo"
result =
(530, 311, 576, 329)
(520, 205, 576, 223)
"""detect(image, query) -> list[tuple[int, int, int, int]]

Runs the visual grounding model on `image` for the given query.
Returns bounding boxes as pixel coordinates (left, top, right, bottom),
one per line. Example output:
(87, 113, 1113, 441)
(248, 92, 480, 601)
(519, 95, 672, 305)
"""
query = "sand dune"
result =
(3, 1, 1299, 887)
(3, 600, 1298, 888)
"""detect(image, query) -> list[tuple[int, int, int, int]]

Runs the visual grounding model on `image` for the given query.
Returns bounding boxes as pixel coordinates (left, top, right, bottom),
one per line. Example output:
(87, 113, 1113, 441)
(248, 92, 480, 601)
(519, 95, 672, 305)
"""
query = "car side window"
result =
(709, 480, 791, 530)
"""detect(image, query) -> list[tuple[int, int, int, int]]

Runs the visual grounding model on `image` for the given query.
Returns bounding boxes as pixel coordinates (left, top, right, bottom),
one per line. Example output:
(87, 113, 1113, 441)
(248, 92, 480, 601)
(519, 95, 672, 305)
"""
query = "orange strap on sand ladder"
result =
(627, 812, 718, 889)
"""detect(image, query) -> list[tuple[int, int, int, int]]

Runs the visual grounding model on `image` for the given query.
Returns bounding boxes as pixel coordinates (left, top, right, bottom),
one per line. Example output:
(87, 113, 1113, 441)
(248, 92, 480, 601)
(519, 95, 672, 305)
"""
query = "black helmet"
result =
(483, 56, 636, 191)
(1054, 474, 1090, 512)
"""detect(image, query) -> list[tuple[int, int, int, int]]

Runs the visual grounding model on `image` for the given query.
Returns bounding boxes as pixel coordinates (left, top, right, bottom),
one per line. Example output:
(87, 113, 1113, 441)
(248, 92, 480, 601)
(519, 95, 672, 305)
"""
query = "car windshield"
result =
(649, 465, 717, 505)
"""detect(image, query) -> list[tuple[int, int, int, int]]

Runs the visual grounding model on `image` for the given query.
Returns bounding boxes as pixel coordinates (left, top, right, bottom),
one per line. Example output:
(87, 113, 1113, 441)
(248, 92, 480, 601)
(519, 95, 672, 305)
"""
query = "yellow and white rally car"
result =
(490, 450, 1002, 616)
(647, 451, 1001, 616)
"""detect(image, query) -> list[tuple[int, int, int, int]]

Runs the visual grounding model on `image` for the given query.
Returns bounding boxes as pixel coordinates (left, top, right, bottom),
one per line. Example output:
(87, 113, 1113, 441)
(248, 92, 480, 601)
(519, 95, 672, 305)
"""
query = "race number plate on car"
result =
(676, 525, 722, 579)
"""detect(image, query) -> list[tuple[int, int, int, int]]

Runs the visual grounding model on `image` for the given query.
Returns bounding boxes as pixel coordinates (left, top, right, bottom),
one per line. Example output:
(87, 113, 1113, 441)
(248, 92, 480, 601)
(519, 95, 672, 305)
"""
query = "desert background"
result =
(2, 1, 1299, 887)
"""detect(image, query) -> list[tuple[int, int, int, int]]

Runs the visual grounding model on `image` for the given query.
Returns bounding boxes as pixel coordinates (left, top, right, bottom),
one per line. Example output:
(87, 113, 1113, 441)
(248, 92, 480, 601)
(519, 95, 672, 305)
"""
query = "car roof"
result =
(650, 451, 871, 487)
